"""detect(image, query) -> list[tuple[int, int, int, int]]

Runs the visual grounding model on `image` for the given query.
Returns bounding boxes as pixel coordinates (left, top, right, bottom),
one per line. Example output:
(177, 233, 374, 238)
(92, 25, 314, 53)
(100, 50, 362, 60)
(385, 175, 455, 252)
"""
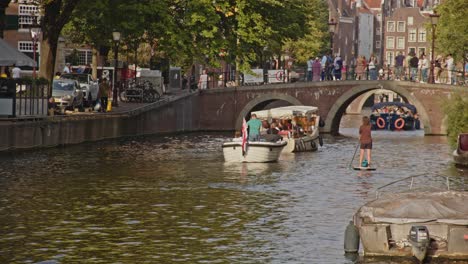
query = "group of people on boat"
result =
(246, 114, 314, 142)
(370, 104, 420, 131)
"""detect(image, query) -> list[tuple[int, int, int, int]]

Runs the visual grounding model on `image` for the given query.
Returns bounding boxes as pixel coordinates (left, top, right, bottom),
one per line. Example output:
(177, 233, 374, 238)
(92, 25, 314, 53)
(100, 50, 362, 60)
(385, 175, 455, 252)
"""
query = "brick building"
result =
(2, 0, 94, 76)
(3, 0, 42, 74)
(383, 7, 430, 66)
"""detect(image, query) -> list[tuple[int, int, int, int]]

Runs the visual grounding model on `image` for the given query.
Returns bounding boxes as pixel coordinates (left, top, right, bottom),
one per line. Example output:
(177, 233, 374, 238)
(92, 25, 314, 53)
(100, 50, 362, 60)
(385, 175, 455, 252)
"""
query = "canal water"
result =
(0, 115, 467, 263)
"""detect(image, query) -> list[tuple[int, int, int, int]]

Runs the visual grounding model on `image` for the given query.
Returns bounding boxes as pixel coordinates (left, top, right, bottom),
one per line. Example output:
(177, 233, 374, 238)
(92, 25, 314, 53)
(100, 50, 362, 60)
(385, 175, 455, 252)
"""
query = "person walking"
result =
(63, 63, 71, 74)
(312, 57, 322, 81)
(368, 56, 378, 80)
(333, 54, 343, 81)
(394, 52, 405, 80)
(409, 53, 419, 82)
(306, 57, 313, 81)
(98, 78, 111, 113)
(198, 70, 208, 90)
(11, 64, 21, 79)
(247, 113, 262, 142)
(419, 54, 429, 83)
(359, 116, 372, 168)
(446, 54, 455, 84)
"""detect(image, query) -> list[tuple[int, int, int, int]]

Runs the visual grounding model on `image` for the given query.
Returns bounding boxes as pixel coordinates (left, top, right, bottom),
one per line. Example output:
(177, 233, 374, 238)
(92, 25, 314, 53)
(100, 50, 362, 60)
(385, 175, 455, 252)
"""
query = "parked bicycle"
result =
(119, 79, 161, 103)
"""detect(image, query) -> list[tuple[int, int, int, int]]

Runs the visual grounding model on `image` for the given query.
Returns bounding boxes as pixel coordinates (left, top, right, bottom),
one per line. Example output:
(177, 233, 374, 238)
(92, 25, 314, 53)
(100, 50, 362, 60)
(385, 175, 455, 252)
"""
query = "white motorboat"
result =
(222, 139, 287, 163)
(251, 105, 323, 153)
(346, 175, 468, 262)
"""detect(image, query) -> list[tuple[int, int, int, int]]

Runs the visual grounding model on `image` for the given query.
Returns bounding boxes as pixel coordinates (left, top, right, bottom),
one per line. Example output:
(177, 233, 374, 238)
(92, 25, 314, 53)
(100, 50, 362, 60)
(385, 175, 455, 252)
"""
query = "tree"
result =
(443, 92, 468, 147)
(0, 0, 12, 38)
(435, 0, 468, 64)
(38, 0, 82, 83)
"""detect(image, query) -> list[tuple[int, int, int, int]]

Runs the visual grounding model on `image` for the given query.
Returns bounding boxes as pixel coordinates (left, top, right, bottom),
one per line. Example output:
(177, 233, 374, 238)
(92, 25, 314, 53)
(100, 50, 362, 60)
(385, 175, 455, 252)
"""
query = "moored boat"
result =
(348, 175, 468, 262)
(251, 105, 323, 153)
(453, 133, 468, 167)
(370, 102, 421, 131)
(222, 139, 287, 163)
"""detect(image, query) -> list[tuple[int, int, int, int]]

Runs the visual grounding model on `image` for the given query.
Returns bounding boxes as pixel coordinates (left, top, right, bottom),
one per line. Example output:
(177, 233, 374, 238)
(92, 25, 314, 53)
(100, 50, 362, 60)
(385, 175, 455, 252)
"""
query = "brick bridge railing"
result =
(195, 80, 466, 135)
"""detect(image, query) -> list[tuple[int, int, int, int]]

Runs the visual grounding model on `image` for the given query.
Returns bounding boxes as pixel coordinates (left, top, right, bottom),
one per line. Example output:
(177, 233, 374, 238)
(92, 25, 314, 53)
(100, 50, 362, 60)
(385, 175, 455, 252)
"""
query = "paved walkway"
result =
(0, 88, 192, 122)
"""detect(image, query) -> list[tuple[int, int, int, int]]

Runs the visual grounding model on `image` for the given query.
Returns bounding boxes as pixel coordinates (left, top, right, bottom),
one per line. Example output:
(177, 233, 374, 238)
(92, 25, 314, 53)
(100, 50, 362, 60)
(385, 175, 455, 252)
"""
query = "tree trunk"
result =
(0, 1, 10, 38)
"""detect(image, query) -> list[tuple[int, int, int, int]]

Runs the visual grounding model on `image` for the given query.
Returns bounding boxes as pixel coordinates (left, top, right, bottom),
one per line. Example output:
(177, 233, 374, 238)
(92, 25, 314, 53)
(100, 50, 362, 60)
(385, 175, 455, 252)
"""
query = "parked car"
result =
(52, 79, 84, 112)
(60, 73, 98, 105)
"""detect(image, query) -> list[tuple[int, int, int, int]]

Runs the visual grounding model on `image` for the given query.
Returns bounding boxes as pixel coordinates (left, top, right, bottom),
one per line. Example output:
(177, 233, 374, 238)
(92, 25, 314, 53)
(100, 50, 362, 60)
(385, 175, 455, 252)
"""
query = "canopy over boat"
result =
(356, 191, 468, 225)
(371, 102, 417, 113)
(251, 105, 318, 120)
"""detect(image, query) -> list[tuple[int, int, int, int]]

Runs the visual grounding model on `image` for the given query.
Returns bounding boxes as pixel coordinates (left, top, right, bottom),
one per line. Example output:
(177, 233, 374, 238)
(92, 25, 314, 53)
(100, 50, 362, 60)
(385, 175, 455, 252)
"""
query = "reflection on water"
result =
(0, 128, 467, 263)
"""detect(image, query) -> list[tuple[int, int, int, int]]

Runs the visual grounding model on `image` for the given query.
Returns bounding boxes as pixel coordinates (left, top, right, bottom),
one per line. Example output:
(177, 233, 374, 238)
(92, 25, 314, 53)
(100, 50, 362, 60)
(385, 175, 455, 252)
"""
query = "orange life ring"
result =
(376, 117, 386, 129)
(395, 118, 405, 130)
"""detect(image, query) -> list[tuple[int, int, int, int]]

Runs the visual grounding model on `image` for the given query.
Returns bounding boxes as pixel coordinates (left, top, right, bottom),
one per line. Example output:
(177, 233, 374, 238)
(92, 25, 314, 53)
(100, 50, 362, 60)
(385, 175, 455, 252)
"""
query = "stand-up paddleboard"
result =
(353, 166, 376, 171)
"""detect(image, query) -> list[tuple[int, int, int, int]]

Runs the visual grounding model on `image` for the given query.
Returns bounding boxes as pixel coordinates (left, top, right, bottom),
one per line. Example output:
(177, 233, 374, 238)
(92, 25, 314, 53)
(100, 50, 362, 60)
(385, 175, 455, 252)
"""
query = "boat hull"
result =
(453, 133, 468, 167)
(222, 141, 287, 163)
(284, 135, 319, 153)
(453, 150, 468, 167)
(354, 190, 468, 260)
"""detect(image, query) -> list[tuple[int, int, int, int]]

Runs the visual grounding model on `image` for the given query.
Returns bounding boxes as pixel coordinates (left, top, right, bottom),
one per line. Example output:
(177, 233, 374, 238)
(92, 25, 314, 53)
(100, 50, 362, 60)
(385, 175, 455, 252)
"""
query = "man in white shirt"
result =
(446, 54, 454, 84)
(63, 63, 71, 73)
(11, 64, 21, 79)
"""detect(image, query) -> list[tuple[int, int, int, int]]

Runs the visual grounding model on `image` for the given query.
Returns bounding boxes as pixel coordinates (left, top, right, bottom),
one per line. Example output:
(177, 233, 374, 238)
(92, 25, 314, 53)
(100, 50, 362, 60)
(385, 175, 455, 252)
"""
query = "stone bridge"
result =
(197, 80, 465, 135)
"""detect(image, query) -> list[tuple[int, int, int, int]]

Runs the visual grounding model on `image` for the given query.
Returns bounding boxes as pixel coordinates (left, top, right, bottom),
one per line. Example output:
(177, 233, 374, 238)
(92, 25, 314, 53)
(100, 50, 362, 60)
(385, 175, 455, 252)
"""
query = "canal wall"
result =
(0, 93, 201, 151)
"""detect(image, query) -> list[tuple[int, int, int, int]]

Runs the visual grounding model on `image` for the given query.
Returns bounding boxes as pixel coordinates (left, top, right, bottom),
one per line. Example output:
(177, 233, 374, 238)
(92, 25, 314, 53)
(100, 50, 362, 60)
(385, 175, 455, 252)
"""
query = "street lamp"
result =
(429, 11, 440, 84)
(29, 14, 41, 79)
(328, 19, 337, 55)
(112, 30, 121, 106)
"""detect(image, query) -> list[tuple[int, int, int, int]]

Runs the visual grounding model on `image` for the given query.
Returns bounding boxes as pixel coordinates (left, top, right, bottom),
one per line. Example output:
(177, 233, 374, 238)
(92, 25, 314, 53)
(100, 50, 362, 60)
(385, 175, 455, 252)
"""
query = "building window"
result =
(408, 47, 416, 56)
(408, 28, 417, 42)
(18, 41, 40, 70)
(418, 47, 426, 56)
(418, 28, 426, 42)
(386, 51, 395, 66)
(397, 21, 406, 32)
(65, 49, 92, 66)
(376, 27, 381, 35)
(396, 37, 405, 49)
(376, 40, 381, 48)
(387, 21, 395, 32)
(408, 17, 414, 25)
(18, 41, 40, 53)
(386, 36, 395, 49)
(18, 4, 39, 30)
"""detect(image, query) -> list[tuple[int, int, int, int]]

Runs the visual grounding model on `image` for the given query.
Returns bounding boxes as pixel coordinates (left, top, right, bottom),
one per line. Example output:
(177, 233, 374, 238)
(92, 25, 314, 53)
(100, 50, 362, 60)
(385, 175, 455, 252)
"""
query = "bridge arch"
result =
(324, 84, 431, 135)
(235, 94, 303, 129)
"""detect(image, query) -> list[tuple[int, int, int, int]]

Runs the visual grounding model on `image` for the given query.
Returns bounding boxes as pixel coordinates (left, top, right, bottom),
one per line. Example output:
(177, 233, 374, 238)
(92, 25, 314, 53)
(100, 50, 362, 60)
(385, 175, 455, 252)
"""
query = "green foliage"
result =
(435, 0, 468, 62)
(61, 0, 330, 71)
(443, 91, 468, 147)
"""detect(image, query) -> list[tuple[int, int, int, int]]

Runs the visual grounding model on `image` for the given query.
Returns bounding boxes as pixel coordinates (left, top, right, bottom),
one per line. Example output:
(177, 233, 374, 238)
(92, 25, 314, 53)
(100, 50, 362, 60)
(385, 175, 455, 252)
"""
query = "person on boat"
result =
(359, 116, 372, 167)
(267, 122, 280, 135)
(247, 114, 262, 141)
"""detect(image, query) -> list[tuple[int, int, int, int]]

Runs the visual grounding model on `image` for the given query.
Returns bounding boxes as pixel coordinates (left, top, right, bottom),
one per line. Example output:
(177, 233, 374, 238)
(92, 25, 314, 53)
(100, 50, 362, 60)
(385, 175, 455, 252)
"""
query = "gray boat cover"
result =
(356, 191, 468, 225)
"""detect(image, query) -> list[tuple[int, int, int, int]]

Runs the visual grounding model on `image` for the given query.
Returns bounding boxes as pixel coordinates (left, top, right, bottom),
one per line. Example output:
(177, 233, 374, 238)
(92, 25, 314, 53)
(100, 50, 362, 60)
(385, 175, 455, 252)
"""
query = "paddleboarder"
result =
(359, 116, 372, 168)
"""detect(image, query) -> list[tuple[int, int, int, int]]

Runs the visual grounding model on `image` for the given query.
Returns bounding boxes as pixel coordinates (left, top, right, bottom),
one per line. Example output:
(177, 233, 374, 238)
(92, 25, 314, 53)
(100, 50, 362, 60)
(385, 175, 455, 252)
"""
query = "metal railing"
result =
(187, 66, 468, 89)
(0, 78, 49, 118)
(375, 174, 467, 199)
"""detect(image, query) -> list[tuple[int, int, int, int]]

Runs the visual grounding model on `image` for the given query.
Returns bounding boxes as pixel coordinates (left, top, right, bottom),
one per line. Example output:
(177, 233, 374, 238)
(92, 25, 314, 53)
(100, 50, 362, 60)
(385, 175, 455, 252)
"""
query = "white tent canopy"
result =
(0, 38, 37, 67)
(251, 105, 318, 120)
